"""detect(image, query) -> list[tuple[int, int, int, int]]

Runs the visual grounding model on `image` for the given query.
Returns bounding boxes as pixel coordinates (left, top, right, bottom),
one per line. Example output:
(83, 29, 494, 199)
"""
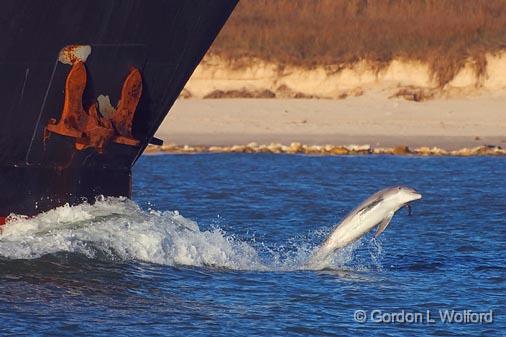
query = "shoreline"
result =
(155, 97, 506, 151)
(144, 143, 505, 156)
(154, 132, 506, 151)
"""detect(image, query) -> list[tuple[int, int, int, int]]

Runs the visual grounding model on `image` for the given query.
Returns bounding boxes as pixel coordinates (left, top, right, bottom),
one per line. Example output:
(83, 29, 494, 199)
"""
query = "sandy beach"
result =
(155, 93, 506, 150)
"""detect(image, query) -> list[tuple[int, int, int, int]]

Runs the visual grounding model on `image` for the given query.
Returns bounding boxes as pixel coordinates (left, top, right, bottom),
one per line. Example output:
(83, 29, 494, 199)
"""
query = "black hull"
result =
(0, 0, 237, 217)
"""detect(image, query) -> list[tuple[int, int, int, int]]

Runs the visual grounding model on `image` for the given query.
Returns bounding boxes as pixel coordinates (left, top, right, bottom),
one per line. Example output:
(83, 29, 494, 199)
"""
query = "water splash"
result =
(0, 198, 382, 271)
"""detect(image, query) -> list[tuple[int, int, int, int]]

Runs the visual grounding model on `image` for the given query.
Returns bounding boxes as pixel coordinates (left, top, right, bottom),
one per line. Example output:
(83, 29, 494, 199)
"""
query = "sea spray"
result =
(0, 197, 382, 272)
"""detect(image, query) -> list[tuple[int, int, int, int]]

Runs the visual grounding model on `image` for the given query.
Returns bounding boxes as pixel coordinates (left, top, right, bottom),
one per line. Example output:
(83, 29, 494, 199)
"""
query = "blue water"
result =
(0, 154, 504, 336)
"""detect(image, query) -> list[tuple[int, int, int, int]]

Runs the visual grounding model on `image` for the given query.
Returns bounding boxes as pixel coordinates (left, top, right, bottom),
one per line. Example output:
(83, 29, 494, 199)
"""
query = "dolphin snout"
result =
(411, 192, 422, 201)
(401, 186, 422, 201)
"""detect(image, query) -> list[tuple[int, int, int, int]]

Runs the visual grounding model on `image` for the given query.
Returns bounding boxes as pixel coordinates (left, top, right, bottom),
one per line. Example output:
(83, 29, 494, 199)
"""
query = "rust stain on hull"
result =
(45, 61, 142, 153)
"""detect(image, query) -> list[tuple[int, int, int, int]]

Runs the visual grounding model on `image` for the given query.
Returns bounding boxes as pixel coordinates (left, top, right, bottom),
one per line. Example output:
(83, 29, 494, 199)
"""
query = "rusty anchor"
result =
(46, 61, 142, 153)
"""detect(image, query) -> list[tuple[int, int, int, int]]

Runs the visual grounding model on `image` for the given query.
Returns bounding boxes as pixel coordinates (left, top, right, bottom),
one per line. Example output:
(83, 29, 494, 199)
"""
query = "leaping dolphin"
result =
(309, 186, 422, 267)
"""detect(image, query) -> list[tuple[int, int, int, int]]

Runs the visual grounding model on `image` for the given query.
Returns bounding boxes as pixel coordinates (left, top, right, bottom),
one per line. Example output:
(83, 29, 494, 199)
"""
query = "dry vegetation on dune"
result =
(211, 0, 506, 86)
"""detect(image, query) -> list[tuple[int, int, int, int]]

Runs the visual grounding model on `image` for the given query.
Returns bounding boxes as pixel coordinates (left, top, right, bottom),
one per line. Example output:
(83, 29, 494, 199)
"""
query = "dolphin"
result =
(309, 186, 422, 266)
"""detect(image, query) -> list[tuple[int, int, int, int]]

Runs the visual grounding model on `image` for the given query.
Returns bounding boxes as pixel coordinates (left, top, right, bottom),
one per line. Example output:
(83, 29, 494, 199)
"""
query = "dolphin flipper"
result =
(374, 212, 394, 238)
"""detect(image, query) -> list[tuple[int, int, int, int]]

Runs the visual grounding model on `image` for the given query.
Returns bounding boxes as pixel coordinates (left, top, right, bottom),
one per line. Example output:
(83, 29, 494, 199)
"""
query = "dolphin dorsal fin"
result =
(374, 212, 394, 238)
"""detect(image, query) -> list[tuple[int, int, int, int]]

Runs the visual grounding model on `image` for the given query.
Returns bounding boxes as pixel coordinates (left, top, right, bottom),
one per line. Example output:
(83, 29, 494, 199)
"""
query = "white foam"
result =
(0, 198, 380, 271)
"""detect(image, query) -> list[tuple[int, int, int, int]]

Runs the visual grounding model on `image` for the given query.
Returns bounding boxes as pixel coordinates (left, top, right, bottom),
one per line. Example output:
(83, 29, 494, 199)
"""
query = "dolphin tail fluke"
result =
(374, 212, 394, 238)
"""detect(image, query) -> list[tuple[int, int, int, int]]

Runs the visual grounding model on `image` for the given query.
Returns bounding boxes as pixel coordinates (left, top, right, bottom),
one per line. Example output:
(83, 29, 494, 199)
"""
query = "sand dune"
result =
(182, 54, 506, 100)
